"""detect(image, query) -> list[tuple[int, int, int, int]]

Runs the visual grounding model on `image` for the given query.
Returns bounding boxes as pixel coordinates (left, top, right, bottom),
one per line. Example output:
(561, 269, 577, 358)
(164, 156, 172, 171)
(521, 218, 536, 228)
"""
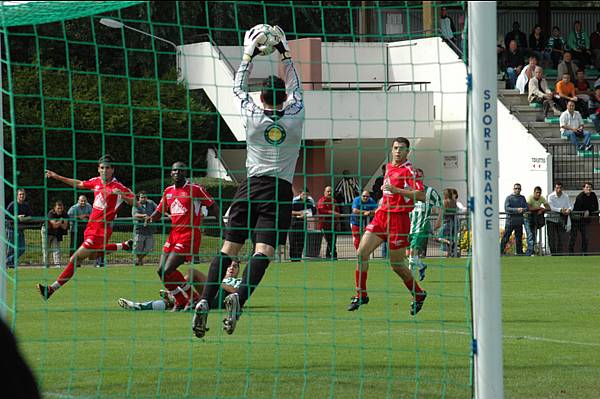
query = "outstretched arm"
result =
(46, 170, 84, 189)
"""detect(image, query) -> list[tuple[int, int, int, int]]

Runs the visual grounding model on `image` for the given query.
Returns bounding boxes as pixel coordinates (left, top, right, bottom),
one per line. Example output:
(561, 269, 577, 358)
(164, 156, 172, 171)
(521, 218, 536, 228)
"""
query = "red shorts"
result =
(365, 211, 410, 250)
(351, 224, 363, 250)
(82, 228, 113, 250)
(163, 230, 201, 261)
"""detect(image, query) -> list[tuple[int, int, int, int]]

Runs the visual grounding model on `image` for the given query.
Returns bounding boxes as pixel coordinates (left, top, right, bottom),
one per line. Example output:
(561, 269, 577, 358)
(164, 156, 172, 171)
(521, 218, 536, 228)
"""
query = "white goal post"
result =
(468, 2, 504, 398)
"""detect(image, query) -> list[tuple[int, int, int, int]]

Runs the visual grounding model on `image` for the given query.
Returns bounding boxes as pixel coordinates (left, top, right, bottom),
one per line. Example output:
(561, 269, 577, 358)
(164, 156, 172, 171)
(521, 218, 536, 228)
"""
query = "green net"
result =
(1, 1, 472, 397)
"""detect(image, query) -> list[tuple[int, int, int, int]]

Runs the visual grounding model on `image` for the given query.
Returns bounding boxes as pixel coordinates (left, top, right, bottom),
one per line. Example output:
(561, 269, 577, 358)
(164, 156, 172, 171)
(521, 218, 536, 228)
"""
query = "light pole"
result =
(99, 18, 182, 80)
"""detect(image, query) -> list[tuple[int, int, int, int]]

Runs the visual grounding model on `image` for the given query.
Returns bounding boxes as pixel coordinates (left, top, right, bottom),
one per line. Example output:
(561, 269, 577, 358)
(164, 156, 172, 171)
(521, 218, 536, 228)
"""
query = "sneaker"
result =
(158, 289, 175, 309)
(223, 293, 241, 335)
(192, 299, 210, 338)
(121, 240, 134, 251)
(118, 298, 140, 310)
(418, 264, 428, 281)
(410, 291, 427, 316)
(585, 144, 593, 151)
(577, 145, 585, 151)
(347, 295, 369, 311)
(37, 283, 54, 301)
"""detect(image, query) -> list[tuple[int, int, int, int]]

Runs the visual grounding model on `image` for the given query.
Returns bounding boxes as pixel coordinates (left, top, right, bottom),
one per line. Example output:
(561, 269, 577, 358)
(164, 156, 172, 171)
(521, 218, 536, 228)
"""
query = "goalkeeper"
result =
(193, 25, 304, 338)
(408, 168, 443, 281)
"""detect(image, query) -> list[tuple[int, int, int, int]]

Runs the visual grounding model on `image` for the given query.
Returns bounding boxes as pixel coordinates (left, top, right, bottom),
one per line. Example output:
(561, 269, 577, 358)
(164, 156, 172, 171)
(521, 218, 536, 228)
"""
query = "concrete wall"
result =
(497, 103, 551, 200)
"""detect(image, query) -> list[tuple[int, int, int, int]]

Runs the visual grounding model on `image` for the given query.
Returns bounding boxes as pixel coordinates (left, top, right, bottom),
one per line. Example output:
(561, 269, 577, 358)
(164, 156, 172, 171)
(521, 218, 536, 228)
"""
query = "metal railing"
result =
(546, 142, 600, 191)
(303, 81, 430, 91)
(5, 210, 598, 268)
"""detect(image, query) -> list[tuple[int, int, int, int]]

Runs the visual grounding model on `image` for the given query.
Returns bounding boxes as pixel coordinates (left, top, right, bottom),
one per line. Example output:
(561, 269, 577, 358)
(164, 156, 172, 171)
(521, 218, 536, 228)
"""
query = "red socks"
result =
(355, 269, 368, 298)
(403, 276, 424, 297)
(56, 261, 75, 286)
(163, 270, 197, 306)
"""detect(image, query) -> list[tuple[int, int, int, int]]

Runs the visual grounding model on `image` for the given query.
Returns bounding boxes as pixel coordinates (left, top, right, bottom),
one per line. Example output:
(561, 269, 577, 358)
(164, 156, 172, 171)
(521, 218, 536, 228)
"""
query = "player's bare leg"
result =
(348, 232, 383, 311)
(157, 252, 193, 311)
(390, 249, 427, 315)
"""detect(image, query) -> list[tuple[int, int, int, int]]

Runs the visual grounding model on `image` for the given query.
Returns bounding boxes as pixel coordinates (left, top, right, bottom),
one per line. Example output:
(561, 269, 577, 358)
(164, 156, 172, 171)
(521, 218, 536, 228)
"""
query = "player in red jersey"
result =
(37, 155, 135, 300)
(145, 161, 220, 310)
(347, 137, 428, 315)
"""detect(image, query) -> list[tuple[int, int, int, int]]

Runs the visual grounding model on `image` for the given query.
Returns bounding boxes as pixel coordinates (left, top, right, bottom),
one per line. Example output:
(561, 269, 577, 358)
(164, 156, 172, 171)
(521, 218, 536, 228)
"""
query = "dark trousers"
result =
(322, 230, 337, 259)
(500, 222, 523, 255)
(568, 220, 590, 254)
(69, 223, 86, 256)
(288, 220, 305, 260)
(546, 221, 566, 255)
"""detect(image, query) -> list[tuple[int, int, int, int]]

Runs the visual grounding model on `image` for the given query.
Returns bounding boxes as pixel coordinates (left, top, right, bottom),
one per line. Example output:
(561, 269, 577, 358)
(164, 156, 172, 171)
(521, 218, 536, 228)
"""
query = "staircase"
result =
(498, 86, 600, 190)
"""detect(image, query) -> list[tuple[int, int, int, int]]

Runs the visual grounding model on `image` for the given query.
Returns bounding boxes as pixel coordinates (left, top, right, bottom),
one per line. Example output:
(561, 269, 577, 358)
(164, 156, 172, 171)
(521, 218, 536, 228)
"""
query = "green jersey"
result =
(410, 186, 442, 235)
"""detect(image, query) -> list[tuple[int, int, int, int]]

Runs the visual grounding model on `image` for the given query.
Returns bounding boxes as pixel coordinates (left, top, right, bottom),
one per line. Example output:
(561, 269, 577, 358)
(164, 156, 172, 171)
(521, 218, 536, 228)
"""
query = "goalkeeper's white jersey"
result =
(233, 58, 304, 184)
(410, 186, 442, 234)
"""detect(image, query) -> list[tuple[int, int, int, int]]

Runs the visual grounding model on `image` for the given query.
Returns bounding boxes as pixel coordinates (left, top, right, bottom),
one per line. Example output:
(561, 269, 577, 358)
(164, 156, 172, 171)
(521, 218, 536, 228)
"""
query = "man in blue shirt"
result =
(500, 183, 530, 255)
(350, 190, 378, 251)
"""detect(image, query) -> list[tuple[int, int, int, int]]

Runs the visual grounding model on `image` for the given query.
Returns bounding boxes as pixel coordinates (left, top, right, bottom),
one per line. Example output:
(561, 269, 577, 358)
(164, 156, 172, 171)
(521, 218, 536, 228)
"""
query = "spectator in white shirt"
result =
(546, 181, 572, 255)
(559, 100, 593, 151)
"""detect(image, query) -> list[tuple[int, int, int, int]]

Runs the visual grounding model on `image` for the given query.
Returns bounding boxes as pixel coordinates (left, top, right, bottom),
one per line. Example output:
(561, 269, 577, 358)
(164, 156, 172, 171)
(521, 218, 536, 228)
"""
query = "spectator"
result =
(559, 100, 593, 151)
(350, 190, 378, 251)
(451, 188, 467, 214)
(546, 181, 571, 256)
(587, 88, 600, 131)
(590, 22, 600, 69)
(567, 20, 591, 67)
(504, 21, 527, 51)
(568, 182, 598, 255)
(439, 7, 457, 45)
(526, 186, 550, 256)
(529, 24, 550, 68)
(574, 69, 593, 102)
(515, 55, 538, 94)
(503, 40, 524, 89)
(555, 73, 588, 116)
(497, 34, 506, 73)
(289, 190, 316, 261)
(5, 188, 33, 268)
(371, 164, 386, 202)
(500, 183, 529, 255)
(546, 26, 566, 69)
(67, 195, 92, 257)
(557, 51, 579, 84)
(529, 67, 560, 117)
(317, 186, 340, 260)
(41, 200, 69, 268)
(131, 191, 157, 266)
(334, 170, 359, 227)
(439, 188, 458, 258)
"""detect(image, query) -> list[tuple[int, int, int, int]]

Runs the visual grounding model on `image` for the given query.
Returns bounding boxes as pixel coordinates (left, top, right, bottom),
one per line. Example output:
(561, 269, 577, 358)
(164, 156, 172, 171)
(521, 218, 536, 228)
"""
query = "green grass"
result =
(5, 256, 600, 398)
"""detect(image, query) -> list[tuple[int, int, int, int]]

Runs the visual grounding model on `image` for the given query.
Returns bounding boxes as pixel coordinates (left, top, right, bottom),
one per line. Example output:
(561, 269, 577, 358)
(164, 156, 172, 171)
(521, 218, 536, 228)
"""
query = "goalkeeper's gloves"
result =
(243, 26, 263, 62)
(272, 25, 291, 60)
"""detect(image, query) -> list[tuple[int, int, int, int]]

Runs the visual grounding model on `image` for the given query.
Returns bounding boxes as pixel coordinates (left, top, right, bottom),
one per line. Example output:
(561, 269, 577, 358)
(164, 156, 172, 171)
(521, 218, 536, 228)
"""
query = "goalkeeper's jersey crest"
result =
(410, 186, 442, 234)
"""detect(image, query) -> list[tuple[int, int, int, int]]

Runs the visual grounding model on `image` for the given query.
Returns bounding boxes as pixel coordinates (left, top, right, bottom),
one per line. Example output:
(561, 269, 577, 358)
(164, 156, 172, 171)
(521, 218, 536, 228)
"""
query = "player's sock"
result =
(237, 252, 270, 308)
(355, 269, 368, 298)
(201, 252, 233, 304)
(53, 261, 76, 290)
(162, 270, 188, 306)
(402, 276, 424, 297)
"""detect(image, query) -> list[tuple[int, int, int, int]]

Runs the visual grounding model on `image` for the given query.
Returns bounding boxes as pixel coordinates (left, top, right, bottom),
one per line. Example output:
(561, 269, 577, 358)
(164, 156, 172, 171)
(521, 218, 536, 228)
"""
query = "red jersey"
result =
(81, 177, 134, 234)
(380, 160, 423, 213)
(317, 196, 339, 229)
(157, 181, 214, 234)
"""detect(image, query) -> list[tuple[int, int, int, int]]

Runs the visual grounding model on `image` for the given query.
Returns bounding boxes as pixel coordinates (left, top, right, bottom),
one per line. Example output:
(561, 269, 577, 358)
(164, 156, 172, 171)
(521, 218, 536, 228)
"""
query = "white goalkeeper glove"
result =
(272, 25, 291, 59)
(243, 26, 263, 61)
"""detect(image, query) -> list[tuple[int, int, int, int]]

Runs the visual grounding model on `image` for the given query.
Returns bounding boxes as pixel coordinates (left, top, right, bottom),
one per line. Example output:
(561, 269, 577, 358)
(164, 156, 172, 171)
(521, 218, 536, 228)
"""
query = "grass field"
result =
(6, 256, 600, 398)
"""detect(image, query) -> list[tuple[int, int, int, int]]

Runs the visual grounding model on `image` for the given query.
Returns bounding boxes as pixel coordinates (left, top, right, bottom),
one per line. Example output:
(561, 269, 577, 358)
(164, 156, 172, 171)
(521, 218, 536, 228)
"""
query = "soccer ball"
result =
(252, 24, 281, 56)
